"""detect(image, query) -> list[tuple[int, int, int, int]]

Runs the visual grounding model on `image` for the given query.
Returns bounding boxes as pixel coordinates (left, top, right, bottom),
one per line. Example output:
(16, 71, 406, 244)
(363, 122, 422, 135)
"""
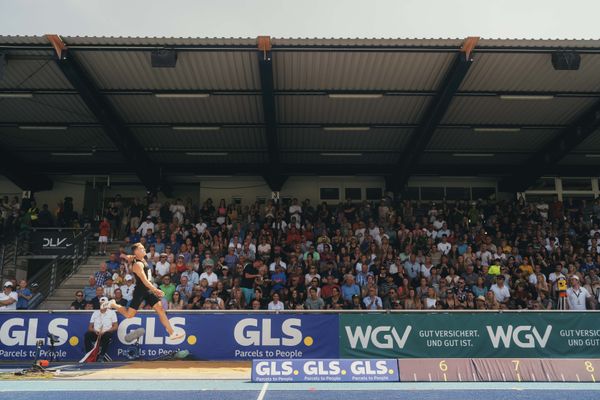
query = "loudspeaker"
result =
(551, 51, 580, 70)
(151, 49, 177, 68)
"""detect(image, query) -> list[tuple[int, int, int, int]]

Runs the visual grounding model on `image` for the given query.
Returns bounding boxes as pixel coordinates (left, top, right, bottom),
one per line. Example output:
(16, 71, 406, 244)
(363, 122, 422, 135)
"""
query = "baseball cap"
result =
(476, 295, 485, 301)
(30, 282, 39, 288)
(3, 281, 13, 288)
(100, 296, 108, 303)
(571, 275, 580, 281)
(222, 266, 229, 270)
(160, 253, 167, 257)
(146, 215, 152, 219)
(125, 274, 133, 281)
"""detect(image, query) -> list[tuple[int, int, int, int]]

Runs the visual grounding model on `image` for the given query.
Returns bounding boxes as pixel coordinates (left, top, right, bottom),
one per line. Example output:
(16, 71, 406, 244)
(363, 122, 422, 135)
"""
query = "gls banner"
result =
(0, 312, 338, 361)
(340, 313, 600, 359)
(31, 231, 76, 256)
(252, 359, 399, 382)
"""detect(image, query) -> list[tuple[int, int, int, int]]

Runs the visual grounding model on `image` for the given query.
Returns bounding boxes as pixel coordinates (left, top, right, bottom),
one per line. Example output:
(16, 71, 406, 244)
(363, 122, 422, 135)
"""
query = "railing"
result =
(26, 228, 92, 307)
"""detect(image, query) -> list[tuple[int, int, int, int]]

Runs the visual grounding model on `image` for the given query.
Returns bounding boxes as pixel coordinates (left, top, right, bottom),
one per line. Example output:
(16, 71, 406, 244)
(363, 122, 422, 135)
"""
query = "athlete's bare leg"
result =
(153, 301, 175, 336)
(109, 301, 137, 318)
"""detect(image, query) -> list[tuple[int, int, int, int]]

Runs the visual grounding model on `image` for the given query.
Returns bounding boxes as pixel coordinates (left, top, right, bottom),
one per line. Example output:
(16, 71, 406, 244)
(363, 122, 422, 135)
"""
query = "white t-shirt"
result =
(420, 264, 434, 278)
(120, 284, 136, 301)
(0, 291, 18, 310)
(269, 260, 287, 272)
(567, 287, 591, 310)
(137, 221, 155, 236)
(268, 301, 285, 310)
(490, 284, 511, 303)
(437, 242, 451, 255)
(90, 309, 117, 332)
(155, 261, 170, 277)
(199, 271, 219, 287)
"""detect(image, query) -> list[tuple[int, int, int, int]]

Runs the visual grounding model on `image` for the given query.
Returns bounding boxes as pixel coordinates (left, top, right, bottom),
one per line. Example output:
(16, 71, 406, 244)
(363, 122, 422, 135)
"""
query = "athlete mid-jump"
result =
(108, 242, 184, 341)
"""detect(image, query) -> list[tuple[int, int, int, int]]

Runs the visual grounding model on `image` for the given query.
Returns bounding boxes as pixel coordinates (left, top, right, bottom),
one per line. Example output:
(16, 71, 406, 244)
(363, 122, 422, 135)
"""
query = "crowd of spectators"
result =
(72, 195, 600, 312)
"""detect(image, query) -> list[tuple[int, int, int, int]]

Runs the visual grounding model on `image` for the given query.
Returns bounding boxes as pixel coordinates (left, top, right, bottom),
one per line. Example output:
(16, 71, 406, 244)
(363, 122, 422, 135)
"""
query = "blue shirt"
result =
(154, 242, 165, 254)
(341, 283, 360, 302)
(83, 286, 97, 302)
(17, 288, 31, 309)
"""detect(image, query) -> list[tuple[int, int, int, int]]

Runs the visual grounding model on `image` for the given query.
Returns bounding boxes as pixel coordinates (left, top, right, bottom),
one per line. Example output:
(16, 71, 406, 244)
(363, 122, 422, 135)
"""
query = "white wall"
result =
(0, 177, 86, 212)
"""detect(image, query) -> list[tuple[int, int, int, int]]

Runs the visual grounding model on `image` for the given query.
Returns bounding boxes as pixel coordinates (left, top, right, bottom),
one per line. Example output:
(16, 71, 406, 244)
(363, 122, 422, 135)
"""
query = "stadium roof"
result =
(1, 35, 600, 193)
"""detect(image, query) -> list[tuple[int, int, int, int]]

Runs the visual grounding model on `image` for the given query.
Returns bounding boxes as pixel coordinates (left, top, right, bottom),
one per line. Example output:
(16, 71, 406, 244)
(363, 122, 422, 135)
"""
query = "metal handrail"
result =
(26, 228, 92, 306)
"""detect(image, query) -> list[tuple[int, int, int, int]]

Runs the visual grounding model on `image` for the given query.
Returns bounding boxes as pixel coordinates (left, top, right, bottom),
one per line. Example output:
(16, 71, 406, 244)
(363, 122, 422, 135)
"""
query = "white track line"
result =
(257, 382, 269, 400)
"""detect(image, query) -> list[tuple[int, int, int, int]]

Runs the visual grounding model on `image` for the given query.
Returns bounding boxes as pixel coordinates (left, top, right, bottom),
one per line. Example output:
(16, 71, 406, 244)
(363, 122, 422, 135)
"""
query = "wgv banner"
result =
(0, 312, 339, 361)
(252, 359, 399, 382)
(340, 312, 600, 359)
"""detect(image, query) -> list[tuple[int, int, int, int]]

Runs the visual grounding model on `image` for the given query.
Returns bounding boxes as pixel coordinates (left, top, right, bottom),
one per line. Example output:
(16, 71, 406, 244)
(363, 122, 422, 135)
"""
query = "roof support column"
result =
(46, 34, 170, 196)
(389, 36, 478, 194)
(257, 36, 288, 192)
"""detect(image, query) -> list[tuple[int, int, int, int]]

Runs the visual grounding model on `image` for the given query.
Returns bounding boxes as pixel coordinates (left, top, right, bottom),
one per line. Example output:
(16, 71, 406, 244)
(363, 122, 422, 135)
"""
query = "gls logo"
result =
(43, 237, 72, 248)
(234, 318, 302, 346)
(486, 325, 552, 348)
(0, 318, 69, 346)
(118, 317, 186, 345)
(345, 325, 412, 349)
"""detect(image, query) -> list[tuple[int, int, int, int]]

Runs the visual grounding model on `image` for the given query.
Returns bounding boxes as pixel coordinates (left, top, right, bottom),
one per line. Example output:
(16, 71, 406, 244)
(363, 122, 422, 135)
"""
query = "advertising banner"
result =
(340, 312, 600, 359)
(252, 359, 399, 382)
(0, 312, 339, 361)
(30, 230, 76, 256)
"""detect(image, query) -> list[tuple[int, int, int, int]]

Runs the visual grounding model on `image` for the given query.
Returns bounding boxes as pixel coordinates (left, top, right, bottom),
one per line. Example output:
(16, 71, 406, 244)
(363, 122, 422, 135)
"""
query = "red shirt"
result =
(99, 221, 110, 236)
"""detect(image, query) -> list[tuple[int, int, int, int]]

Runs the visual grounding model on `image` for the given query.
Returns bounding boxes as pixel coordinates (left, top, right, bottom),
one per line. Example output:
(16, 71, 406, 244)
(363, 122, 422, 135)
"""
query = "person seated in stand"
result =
(84, 297, 118, 361)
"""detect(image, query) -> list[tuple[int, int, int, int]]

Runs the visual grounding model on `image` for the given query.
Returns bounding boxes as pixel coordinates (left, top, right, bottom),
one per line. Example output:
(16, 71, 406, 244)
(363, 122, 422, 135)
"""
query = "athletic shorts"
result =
(98, 236, 108, 243)
(129, 286, 160, 309)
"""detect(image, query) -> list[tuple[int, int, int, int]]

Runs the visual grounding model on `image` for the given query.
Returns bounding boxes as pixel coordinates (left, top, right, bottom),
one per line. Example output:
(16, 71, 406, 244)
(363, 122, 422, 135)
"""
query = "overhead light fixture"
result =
(328, 93, 384, 99)
(0, 92, 33, 99)
(322, 126, 371, 132)
(19, 125, 68, 131)
(453, 153, 494, 157)
(499, 95, 554, 101)
(51, 152, 93, 156)
(585, 154, 600, 158)
(196, 175, 233, 178)
(154, 93, 210, 99)
(473, 127, 521, 133)
(320, 152, 363, 156)
(185, 152, 228, 156)
(172, 126, 221, 131)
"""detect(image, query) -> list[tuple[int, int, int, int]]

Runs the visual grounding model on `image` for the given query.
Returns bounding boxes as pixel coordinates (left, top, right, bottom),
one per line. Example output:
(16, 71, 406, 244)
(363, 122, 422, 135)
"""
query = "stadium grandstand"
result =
(1, 34, 600, 395)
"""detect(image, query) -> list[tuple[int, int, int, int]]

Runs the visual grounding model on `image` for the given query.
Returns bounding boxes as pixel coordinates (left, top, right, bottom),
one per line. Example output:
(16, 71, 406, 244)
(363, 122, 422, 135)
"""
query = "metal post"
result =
(49, 260, 57, 297)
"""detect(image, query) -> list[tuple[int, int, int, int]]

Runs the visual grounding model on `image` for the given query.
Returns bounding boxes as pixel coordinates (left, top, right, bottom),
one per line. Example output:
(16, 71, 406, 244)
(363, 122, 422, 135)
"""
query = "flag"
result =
(80, 336, 100, 363)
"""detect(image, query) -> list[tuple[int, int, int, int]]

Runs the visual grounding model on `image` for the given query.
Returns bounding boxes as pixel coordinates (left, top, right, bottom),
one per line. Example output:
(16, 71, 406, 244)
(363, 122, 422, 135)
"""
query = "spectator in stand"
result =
(159, 274, 176, 304)
(267, 292, 284, 310)
(83, 276, 98, 302)
(70, 290, 87, 310)
(304, 287, 325, 310)
(0, 281, 18, 310)
(490, 275, 511, 309)
(199, 263, 218, 288)
(95, 263, 112, 287)
(567, 275, 593, 310)
(137, 216, 154, 236)
(16, 280, 32, 310)
(120, 274, 136, 305)
(128, 198, 144, 231)
(90, 287, 105, 310)
(341, 274, 360, 303)
(98, 217, 111, 256)
(112, 288, 128, 307)
(102, 276, 118, 299)
(106, 253, 120, 273)
(363, 287, 383, 310)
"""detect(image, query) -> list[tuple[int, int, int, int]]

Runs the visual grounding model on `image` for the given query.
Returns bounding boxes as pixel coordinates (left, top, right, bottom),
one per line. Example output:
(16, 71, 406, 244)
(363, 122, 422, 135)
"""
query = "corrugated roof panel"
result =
(571, 129, 600, 153)
(274, 51, 454, 90)
(75, 51, 260, 90)
(461, 53, 600, 92)
(108, 95, 263, 124)
(420, 153, 532, 165)
(477, 38, 600, 48)
(558, 154, 600, 165)
(277, 95, 431, 124)
(0, 126, 114, 150)
(0, 59, 73, 89)
(271, 38, 463, 48)
(428, 128, 560, 152)
(281, 152, 400, 164)
(0, 36, 50, 45)
(62, 36, 256, 47)
(0, 95, 95, 123)
(442, 96, 594, 125)
(148, 151, 267, 164)
(132, 127, 266, 149)
(279, 127, 412, 151)
(18, 151, 125, 164)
